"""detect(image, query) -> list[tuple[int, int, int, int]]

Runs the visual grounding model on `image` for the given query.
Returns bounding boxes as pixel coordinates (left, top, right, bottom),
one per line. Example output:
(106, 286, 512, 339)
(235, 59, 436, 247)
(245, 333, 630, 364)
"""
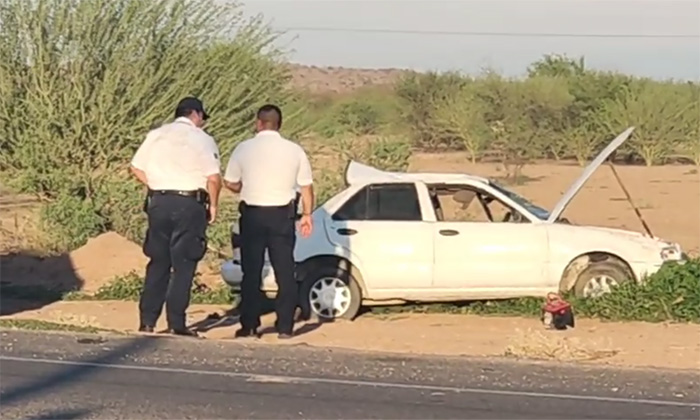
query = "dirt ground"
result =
(1, 153, 698, 371)
(3, 300, 699, 371)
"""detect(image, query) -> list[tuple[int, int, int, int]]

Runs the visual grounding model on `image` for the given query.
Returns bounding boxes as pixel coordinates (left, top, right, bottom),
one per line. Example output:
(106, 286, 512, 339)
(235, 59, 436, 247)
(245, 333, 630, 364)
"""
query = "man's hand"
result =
(208, 205, 217, 224)
(297, 214, 313, 238)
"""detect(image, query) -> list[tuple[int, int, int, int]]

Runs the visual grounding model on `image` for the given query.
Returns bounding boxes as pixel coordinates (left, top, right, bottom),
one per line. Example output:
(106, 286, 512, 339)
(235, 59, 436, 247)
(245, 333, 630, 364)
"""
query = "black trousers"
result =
(139, 194, 208, 330)
(238, 201, 297, 334)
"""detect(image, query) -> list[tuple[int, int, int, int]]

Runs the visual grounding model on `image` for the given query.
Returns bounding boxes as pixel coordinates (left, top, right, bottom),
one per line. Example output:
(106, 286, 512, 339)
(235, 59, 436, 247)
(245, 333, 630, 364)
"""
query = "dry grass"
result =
(504, 328, 620, 362)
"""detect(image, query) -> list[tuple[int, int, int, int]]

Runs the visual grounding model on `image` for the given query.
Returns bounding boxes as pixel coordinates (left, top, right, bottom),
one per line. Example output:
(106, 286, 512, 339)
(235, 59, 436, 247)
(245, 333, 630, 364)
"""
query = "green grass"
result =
(370, 259, 700, 323)
(0, 318, 118, 334)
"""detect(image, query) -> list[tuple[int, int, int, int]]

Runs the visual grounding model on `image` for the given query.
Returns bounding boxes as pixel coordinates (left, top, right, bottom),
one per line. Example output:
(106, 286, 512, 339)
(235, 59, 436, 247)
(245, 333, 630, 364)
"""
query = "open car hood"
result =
(546, 127, 635, 223)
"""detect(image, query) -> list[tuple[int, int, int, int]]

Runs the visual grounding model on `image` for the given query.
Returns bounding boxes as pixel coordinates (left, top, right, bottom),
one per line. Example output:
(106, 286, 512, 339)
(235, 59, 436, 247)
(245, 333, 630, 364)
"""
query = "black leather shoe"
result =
(234, 328, 261, 339)
(166, 328, 199, 338)
(138, 325, 154, 333)
(277, 333, 294, 340)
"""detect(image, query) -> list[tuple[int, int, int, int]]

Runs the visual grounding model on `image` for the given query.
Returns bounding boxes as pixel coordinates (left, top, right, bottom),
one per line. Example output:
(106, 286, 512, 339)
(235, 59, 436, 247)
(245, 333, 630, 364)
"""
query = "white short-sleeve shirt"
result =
(131, 117, 220, 190)
(224, 130, 313, 206)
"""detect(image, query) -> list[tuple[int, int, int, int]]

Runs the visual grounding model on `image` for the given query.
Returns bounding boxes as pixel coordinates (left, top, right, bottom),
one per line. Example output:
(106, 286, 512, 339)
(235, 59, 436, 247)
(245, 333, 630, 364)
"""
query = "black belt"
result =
(149, 189, 198, 198)
(145, 189, 210, 212)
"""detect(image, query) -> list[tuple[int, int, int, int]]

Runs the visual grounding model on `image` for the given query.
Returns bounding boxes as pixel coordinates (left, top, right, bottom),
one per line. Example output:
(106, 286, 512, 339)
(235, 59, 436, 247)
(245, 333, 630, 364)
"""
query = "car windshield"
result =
(490, 182, 551, 221)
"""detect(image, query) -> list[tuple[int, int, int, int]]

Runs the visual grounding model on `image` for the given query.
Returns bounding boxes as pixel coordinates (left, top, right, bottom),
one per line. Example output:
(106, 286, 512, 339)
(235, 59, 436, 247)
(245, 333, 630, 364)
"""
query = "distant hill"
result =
(286, 64, 409, 94)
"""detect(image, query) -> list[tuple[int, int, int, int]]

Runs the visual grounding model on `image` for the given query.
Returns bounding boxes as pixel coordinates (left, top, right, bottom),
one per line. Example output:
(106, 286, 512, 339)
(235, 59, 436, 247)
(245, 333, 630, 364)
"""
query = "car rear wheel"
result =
(298, 265, 362, 321)
(573, 260, 633, 298)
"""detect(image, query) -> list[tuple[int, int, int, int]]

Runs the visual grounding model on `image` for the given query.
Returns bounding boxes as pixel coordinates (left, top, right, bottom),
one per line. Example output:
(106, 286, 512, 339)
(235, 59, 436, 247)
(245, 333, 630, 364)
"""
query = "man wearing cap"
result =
(130, 97, 222, 337)
(224, 104, 314, 339)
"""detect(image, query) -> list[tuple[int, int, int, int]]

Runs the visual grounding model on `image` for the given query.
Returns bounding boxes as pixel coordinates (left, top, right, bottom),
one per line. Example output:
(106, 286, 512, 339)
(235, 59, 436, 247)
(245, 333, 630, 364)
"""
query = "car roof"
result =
(345, 161, 490, 186)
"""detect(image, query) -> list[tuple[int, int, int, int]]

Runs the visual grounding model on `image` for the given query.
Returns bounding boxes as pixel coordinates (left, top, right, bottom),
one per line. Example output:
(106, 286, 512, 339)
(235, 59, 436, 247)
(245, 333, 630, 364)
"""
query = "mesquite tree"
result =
(0, 0, 305, 249)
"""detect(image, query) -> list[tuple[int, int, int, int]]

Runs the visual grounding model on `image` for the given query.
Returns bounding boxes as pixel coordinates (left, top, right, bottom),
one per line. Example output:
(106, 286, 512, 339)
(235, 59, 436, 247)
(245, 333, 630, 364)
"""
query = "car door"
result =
(431, 185, 549, 293)
(325, 182, 434, 291)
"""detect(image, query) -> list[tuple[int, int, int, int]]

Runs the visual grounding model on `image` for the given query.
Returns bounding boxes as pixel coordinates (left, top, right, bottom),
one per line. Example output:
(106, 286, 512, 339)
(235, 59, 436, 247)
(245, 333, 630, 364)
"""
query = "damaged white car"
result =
(221, 127, 685, 321)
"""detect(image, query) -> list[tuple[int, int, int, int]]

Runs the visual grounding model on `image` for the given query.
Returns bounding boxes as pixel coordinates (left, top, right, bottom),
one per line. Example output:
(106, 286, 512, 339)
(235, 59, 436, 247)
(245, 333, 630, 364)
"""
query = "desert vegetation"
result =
(1, 0, 698, 324)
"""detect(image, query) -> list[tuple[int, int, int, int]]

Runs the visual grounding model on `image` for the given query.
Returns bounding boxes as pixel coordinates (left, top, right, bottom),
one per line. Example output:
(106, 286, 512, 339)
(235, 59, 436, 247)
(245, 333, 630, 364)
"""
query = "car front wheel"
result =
(298, 265, 362, 321)
(573, 260, 633, 298)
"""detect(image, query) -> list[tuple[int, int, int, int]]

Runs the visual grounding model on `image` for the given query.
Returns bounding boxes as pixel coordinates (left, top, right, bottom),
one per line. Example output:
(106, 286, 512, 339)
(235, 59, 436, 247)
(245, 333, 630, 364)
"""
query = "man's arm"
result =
(299, 184, 314, 215)
(223, 145, 243, 193)
(130, 131, 157, 186)
(297, 150, 314, 214)
(200, 136, 223, 210)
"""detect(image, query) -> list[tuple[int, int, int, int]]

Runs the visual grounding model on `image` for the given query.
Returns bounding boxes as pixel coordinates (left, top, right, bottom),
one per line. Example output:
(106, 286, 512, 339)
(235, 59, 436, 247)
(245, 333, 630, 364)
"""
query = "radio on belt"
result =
(541, 292, 575, 330)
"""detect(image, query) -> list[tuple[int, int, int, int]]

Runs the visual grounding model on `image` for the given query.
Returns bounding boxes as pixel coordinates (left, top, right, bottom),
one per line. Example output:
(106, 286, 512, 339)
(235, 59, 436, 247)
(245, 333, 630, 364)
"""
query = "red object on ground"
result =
(543, 292, 571, 314)
(541, 292, 575, 330)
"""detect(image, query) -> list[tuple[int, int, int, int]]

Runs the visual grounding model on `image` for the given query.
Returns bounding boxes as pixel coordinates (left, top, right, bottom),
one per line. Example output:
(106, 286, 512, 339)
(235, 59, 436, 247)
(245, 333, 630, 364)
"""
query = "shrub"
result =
(395, 71, 469, 150)
(0, 0, 304, 251)
(576, 259, 700, 323)
(40, 196, 104, 252)
(314, 88, 404, 139)
(599, 80, 699, 166)
(431, 84, 490, 162)
(85, 271, 235, 304)
(372, 259, 700, 324)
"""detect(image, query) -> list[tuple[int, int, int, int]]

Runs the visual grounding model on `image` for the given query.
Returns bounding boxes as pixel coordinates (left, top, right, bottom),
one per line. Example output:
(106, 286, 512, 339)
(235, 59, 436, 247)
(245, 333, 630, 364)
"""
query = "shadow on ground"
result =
(0, 334, 157, 418)
(187, 293, 333, 338)
(0, 251, 83, 316)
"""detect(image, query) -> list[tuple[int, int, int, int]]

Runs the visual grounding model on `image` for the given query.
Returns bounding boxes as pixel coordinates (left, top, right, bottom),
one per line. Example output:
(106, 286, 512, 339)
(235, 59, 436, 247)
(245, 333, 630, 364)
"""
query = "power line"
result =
(274, 26, 699, 39)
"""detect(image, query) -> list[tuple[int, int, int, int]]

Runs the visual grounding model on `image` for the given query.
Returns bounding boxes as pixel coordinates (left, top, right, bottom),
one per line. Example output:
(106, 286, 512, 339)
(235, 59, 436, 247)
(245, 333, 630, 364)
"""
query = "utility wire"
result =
(274, 26, 699, 39)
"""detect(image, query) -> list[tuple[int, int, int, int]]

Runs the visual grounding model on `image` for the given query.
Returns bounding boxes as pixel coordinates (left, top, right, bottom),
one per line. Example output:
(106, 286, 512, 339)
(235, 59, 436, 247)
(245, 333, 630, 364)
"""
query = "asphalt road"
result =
(0, 330, 698, 420)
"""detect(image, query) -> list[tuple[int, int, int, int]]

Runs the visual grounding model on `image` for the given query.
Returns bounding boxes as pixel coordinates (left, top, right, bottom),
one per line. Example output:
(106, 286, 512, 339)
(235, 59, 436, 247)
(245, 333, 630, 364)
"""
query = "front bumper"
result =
(220, 259, 279, 292)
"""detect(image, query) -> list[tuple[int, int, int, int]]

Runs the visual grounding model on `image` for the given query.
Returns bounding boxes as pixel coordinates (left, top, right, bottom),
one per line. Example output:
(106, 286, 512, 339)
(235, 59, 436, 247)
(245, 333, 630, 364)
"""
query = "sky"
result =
(234, 0, 700, 80)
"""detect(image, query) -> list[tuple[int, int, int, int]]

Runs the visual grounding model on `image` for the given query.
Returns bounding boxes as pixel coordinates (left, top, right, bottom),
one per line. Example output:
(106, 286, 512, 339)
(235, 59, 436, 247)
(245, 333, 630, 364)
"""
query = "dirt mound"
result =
(64, 232, 147, 293)
(1, 232, 147, 293)
(1, 232, 223, 294)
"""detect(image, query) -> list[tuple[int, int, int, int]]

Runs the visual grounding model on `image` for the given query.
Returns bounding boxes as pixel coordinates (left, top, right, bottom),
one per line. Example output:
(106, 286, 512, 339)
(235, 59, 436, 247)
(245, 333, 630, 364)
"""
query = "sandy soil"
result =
(3, 300, 699, 371)
(1, 152, 698, 371)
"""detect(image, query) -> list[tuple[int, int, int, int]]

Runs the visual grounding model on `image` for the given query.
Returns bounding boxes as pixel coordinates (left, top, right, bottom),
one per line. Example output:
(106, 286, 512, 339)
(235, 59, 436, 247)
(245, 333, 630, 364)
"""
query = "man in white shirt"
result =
(130, 97, 222, 337)
(224, 104, 314, 339)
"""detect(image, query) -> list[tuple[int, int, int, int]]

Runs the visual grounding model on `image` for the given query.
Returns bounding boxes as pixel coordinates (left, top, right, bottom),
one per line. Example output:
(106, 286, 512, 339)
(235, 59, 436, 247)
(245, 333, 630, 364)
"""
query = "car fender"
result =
(545, 224, 667, 289)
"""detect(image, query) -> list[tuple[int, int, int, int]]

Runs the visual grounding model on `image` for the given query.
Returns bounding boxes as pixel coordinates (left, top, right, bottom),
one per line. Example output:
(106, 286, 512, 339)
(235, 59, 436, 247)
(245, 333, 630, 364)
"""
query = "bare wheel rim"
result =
(308, 277, 352, 318)
(583, 274, 619, 298)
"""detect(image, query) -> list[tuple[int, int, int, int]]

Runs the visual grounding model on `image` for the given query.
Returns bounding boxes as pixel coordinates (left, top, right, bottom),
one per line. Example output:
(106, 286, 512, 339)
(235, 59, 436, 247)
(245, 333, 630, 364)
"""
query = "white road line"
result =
(1, 355, 698, 408)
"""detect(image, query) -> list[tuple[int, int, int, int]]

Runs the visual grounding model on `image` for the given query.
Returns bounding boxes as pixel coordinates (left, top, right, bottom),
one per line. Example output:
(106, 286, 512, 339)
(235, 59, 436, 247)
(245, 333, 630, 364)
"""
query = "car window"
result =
(429, 185, 529, 223)
(332, 183, 422, 221)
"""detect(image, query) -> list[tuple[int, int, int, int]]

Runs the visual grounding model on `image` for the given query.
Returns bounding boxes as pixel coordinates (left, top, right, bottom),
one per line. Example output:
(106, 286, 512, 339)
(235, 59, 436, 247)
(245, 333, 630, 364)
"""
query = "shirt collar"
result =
(174, 117, 195, 126)
(255, 130, 281, 138)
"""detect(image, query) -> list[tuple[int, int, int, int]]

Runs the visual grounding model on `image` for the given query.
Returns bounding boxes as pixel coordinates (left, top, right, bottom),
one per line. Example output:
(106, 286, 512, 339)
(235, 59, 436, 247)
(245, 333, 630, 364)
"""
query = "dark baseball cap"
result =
(175, 96, 209, 120)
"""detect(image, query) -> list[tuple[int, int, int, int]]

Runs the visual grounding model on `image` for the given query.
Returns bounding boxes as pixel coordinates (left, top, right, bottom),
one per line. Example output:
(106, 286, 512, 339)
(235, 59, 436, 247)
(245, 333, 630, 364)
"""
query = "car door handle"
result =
(439, 229, 459, 236)
(336, 228, 358, 236)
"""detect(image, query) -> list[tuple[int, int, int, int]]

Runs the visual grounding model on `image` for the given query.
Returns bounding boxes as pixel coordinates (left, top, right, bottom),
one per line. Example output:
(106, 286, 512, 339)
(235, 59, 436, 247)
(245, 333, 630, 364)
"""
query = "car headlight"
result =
(660, 244, 683, 262)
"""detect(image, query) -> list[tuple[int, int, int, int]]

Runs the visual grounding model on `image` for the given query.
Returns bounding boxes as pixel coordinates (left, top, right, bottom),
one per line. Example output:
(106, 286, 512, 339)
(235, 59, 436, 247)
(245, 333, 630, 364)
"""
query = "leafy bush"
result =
(576, 259, 700, 322)
(40, 196, 104, 252)
(431, 84, 490, 162)
(314, 88, 404, 139)
(372, 259, 700, 323)
(599, 80, 699, 166)
(385, 54, 699, 167)
(0, 0, 305, 251)
(81, 271, 235, 304)
(396, 71, 469, 150)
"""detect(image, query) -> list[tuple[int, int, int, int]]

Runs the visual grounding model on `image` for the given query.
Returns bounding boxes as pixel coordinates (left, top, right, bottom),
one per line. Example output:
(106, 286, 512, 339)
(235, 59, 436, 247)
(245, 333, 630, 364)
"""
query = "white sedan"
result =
(221, 127, 685, 321)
